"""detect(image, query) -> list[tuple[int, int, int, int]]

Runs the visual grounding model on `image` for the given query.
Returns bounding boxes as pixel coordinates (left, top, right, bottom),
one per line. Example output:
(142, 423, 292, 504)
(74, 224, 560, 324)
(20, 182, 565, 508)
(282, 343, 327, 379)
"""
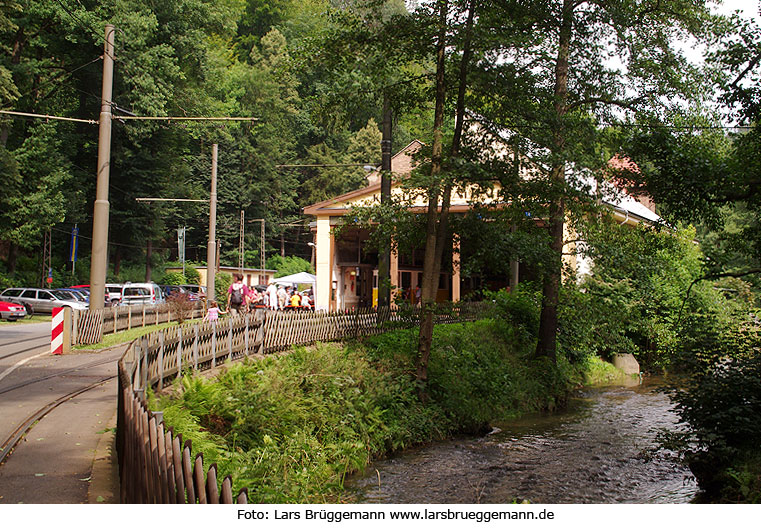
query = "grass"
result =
(74, 320, 198, 350)
(0, 315, 51, 326)
(150, 318, 583, 503)
(581, 355, 637, 386)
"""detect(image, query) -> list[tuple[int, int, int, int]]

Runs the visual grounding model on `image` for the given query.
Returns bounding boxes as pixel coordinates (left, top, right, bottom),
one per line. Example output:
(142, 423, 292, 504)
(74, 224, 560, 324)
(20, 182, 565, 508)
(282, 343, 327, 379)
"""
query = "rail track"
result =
(0, 334, 50, 350)
(0, 356, 117, 396)
(0, 374, 116, 465)
(0, 339, 50, 362)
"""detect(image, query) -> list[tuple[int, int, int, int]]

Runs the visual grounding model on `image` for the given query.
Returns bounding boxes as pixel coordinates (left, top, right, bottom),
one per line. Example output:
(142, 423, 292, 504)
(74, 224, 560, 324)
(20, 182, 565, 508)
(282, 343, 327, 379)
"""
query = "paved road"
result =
(0, 322, 123, 503)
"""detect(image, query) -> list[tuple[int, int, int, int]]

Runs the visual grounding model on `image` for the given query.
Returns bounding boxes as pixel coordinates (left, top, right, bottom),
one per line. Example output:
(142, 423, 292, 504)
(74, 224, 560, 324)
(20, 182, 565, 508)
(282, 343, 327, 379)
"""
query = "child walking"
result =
(203, 300, 227, 322)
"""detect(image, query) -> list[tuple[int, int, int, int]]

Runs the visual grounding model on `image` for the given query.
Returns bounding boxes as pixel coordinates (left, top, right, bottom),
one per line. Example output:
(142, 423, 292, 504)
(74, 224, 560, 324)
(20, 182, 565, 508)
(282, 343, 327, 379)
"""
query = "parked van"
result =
(119, 282, 165, 305)
(105, 283, 123, 305)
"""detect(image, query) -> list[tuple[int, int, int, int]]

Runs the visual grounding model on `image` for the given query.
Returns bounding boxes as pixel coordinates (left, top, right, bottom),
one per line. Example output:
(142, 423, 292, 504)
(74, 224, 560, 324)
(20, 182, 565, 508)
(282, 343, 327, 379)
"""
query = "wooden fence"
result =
(73, 303, 205, 345)
(116, 302, 493, 503)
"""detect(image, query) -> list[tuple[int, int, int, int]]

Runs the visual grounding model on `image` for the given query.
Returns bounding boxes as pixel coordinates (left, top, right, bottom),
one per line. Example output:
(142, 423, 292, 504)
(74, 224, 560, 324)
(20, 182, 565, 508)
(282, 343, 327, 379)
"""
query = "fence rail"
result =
(73, 303, 205, 345)
(116, 302, 493, 503)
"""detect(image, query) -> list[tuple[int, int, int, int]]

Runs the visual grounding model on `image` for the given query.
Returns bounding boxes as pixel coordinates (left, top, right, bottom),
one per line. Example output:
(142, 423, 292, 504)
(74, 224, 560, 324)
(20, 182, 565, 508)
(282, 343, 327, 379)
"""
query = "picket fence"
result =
(116, 302, 493, 503)
(73, 304, 205, 345)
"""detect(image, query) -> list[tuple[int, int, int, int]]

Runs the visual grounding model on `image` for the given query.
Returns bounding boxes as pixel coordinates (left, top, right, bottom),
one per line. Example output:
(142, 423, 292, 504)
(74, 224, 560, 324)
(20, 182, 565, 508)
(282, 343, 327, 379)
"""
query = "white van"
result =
(105, 283, 123, 305)
(119, 282, 165, 305)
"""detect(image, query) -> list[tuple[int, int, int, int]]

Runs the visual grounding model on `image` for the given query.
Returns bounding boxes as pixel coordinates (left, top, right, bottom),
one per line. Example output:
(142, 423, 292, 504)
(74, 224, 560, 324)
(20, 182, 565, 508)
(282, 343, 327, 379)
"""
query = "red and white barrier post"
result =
(51, 307, 72, 355)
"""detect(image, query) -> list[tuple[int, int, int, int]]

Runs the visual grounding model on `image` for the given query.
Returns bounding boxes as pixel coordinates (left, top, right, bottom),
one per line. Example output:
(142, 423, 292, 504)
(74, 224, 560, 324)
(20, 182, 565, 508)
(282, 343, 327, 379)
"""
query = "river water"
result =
(345, 380, 698, 503)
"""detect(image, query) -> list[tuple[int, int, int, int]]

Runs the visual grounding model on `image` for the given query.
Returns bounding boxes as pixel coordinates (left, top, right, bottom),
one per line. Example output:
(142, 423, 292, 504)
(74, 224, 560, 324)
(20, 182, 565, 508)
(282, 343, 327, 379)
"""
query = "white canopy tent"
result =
(273, 272, 317, 286)
(274, 272, 317, 306)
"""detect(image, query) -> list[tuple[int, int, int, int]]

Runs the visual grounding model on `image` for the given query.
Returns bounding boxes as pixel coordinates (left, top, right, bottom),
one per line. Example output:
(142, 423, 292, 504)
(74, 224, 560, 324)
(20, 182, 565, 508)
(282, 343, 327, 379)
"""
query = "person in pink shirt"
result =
(203, 300, 226, 322)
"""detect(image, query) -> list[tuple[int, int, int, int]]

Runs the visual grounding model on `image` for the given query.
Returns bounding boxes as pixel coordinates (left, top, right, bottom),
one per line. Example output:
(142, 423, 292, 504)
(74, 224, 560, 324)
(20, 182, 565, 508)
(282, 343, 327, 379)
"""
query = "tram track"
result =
(0, 356, 117, 396)
(0, 334, 50, 350)
(0, 375, 116, 466)
(0, 340, 50, 362)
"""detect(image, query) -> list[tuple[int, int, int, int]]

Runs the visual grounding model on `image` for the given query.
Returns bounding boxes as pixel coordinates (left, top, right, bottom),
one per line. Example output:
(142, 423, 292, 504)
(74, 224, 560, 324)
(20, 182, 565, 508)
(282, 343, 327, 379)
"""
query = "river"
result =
(345, 380, 698, 503)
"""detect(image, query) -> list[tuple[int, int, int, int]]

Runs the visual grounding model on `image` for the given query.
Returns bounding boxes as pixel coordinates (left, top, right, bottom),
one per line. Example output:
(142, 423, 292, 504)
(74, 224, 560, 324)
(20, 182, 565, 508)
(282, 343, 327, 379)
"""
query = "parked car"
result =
(119, 282, 165, 305)
(70, 284, 111, 306)
(54, 288, 89, 303)
(105, 283, 123, 305)
(0, 287, 89, 314)
(0, 300, 27, 321)
(161, 284, 196, 301)
(179, 284, 206, 299)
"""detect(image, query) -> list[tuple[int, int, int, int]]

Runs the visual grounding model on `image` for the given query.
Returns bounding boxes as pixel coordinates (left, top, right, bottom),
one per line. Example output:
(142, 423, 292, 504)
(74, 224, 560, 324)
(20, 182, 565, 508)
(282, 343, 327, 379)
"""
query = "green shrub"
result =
(159, 271, 185, 285)
(153, 320, 577, 503)
(184, 266, 201, 285)
(487, 283, 541, 349)
(215, 272, 232, 308)
(268, 255, 314, 277)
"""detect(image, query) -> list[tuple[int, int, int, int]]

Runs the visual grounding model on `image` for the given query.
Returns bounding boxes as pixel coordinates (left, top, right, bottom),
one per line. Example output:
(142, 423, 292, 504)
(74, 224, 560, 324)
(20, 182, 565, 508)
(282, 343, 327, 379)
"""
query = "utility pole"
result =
(89, 24, 115, 310)
(41, 229, 52, 288)
(247, 218, 265, 282)
(377, 94, 393, 309)
(238, 210, 245, 272)
(206, 144, 218, 301)
(260, 219, 265, 275)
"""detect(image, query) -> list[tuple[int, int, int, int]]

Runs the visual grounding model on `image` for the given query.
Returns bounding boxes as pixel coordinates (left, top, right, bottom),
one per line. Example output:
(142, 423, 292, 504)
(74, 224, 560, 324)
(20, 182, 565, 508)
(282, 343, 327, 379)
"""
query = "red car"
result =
(0, 300, 28, 321)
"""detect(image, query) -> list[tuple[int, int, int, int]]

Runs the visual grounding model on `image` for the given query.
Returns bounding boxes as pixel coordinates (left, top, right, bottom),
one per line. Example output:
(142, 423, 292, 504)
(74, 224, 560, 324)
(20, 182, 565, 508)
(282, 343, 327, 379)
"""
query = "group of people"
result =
(203, 274, 315, 322)
(227, 274, 313, 314)
(263, 279, 313, 312)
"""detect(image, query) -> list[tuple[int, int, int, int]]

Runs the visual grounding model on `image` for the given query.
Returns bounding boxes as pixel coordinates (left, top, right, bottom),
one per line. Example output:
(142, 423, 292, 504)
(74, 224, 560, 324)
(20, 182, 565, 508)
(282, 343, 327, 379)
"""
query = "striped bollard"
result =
(51, 307, 71, 355)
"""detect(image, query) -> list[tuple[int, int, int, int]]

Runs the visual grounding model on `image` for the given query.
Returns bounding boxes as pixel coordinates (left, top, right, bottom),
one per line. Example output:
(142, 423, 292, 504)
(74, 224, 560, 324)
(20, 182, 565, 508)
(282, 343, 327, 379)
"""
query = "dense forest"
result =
(1, 0, 760, 501)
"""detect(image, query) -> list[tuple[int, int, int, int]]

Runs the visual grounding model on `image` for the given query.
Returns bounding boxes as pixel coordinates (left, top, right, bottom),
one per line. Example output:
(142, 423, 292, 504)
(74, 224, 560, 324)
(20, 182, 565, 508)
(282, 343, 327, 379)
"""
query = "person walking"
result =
(266, 281, 279, 311)
(277, 285, 288, 310)
(227, 273, 249, 315)
(203, 300, 227, 322)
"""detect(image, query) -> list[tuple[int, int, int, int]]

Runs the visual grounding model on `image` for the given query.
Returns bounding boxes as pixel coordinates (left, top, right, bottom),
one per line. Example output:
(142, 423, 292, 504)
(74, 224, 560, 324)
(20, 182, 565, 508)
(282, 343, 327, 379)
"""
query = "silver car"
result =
(119, 282, 165, 305)
(0, 287, 89, 314)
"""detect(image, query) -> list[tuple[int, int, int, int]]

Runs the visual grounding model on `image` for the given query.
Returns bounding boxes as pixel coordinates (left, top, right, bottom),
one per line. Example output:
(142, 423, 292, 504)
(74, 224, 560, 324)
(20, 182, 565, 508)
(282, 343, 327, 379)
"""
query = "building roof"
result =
(303, 140, 426, 216)
(303, 140, 660, 226)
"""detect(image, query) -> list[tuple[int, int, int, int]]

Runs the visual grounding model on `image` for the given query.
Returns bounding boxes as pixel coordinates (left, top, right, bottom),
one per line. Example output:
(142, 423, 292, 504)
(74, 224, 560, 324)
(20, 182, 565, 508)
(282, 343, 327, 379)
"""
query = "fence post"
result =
(72, 309, 79, 346)
(113, 306, 118, 334)
(134, 340, 142, 391)
(141, 336, 149, 389)
(128, 306, 132, 330)
(143, 305, 146, 327)
(228, 317, 233, 359)
(244, 313, 249, 356)
(255, 310, 265, 355)
(193, 324, 199, 371)
(176, 326, 182, 381)
(158, 330, 165, 391)
(211, 321, 217, 370)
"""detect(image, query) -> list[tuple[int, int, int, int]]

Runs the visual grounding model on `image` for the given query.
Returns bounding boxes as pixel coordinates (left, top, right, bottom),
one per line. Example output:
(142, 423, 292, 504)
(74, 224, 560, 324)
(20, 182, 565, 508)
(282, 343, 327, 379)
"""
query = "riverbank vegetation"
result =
(151, 317, 590, 503)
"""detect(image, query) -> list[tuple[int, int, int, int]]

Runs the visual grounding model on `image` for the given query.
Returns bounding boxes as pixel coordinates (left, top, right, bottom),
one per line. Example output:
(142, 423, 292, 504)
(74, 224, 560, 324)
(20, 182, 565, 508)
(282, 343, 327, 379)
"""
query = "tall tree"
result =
(472, 0, 715, 362)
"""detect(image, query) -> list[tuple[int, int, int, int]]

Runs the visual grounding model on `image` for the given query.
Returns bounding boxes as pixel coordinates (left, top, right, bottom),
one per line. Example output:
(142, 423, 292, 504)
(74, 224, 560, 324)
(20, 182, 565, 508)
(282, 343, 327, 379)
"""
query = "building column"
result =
(389, 246, 399, 307)
(452, 235, 461, 302)
(315, 217, 332, 311)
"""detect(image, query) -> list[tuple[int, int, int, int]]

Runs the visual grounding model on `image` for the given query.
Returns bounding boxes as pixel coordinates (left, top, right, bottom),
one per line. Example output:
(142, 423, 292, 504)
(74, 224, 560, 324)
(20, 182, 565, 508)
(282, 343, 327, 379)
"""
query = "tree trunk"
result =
(416, 0, 449, 400)
(535, 0, 573, 362)
(416, 0, 476, 399)
(7, 243, 18, 276)
(113, 246, 122, 277)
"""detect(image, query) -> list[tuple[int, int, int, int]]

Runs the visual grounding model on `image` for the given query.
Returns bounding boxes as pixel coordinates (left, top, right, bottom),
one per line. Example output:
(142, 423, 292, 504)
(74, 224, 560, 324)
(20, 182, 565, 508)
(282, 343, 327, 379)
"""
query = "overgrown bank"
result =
(151, 318, 592, 503)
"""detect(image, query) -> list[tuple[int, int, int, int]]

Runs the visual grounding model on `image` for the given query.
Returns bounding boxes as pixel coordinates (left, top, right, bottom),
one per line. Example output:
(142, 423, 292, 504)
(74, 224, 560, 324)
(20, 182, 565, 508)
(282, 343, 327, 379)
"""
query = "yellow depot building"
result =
(303, 141, 659, 312)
